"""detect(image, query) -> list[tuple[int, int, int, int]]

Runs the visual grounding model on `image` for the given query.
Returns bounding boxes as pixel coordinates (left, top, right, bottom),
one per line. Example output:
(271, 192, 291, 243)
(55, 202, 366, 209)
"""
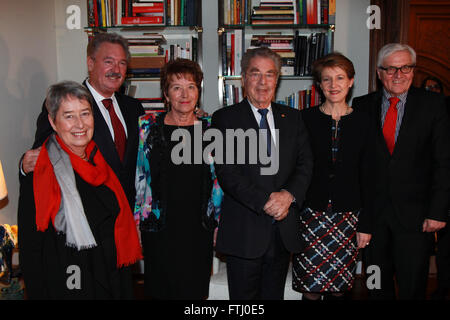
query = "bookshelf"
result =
(217, 0, 335, 109)
(85, 0, 203, 113)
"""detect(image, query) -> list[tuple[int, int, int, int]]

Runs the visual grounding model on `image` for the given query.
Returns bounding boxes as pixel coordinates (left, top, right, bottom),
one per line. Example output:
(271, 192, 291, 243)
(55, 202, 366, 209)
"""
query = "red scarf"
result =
(34, 135, 142, 267)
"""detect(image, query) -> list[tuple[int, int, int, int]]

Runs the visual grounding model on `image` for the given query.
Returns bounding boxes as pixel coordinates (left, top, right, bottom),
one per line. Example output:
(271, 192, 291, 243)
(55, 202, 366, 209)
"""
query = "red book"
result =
(306, 0, 314, 25)
(94, 0, 99, 27)
(323, 8, 328, 24)
(313, 0, 318, 24)
(311, 85, 316, 106)
(231, 33, 235, 76)
(132, 3, 164, 14)
(121, 16, 164, 24)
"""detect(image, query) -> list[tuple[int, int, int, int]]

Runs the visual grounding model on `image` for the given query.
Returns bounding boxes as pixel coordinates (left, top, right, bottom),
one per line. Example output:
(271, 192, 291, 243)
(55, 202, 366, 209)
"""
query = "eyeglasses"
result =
(378, 65, 415, 75)
(246, 71, 278, 82)
(425, 84, 441, 91)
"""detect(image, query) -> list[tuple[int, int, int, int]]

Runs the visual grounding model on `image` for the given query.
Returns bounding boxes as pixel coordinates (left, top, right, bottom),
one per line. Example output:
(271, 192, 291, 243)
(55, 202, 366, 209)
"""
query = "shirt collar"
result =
(85, 78, 115, 103)
(382, 88, 408, 105)
(247, 99, 272, 114)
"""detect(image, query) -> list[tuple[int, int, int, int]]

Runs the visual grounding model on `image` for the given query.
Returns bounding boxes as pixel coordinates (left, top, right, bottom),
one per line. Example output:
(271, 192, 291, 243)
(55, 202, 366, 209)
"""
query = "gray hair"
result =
(241, 47, 282, 78)
(377, 43, 416, 67)
(87, 32, 130, 62)
(45, 81, 93, 120)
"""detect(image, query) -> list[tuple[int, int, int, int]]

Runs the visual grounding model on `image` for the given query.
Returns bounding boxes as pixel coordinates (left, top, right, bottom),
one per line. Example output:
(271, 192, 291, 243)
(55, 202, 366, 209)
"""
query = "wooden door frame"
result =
(368, 0, 410, 92)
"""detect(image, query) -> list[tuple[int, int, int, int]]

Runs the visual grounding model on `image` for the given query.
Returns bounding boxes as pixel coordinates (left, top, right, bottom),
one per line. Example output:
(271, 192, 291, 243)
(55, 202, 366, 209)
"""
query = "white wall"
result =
(54, 0, 88, 82)
(0, 0, 58, 225)
(334, 0, 371, 101)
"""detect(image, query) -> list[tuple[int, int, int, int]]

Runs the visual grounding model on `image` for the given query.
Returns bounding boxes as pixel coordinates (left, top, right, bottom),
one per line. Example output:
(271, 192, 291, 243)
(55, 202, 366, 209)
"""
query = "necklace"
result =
(320, 104, 352, 119)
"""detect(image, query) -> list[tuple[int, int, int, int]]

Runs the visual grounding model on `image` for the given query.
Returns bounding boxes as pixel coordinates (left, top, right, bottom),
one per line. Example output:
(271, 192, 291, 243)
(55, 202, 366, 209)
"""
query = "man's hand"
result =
(422, 219, 446, 233)
(263, 190, 294, 221)
(22, 147, 41, 174)
(356, 232, 372, 249)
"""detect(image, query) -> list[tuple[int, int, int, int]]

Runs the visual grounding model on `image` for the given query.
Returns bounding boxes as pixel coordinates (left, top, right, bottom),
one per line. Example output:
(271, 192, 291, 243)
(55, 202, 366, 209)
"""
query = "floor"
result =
(133, 257, 450, 300)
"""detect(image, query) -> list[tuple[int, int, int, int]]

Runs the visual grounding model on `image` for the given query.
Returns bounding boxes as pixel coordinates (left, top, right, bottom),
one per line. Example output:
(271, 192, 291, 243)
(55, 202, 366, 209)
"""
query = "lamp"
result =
(0, 161, 7, 200)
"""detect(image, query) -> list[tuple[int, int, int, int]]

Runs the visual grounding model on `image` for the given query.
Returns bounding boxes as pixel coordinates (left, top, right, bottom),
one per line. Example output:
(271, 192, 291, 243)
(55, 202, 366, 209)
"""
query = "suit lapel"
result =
(372, 92, 391, 159)
(115, 92, 136, 165)
(271, 103, 287, 152)
(391, 88, 417, 158)
(240, 99, 260, 131)
(83, 80, 122, 171)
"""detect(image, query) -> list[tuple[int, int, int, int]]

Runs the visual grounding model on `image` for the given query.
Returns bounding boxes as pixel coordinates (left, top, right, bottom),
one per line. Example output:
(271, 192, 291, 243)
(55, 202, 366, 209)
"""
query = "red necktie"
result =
(383, 97, 400, 155)
(102, 98, 126, 162)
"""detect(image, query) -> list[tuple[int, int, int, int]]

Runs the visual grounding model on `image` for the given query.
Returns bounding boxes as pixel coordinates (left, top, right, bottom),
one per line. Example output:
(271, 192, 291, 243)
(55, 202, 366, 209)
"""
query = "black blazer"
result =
(29, 81, 145, 207)
(301, 106, 375, 233)
(212, 99, 313, 259)
(352, 87, 450, 231)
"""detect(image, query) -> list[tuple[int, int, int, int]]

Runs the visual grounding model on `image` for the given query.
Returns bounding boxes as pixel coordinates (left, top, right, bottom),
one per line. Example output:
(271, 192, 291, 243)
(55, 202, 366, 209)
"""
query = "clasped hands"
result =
(263, 190, 294, 221)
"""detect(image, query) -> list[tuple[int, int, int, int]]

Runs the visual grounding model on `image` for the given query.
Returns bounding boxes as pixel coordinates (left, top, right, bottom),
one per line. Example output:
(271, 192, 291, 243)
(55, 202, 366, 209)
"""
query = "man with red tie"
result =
(21, 33, 145, 207)
(353, 43, 450, 299)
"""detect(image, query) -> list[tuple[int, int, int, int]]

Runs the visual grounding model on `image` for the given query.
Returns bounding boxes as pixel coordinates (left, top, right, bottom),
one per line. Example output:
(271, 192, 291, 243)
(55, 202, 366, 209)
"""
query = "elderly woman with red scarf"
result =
(18, 81, 142, 299)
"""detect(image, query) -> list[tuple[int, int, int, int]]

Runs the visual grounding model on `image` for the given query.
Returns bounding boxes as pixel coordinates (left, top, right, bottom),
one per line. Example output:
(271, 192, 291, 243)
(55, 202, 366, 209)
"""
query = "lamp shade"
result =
(0, 160, 7, 200)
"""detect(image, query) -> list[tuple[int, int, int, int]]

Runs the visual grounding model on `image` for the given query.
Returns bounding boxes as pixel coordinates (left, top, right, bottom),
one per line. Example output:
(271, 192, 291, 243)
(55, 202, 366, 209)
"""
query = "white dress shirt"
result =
(85, 79, 128, 139)
(248, 100, 277, 146)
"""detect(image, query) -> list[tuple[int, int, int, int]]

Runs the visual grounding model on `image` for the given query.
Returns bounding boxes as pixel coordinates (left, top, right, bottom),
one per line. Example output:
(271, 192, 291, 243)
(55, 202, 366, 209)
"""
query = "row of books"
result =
(124, 33, 198, 78)
(222, 83, 322, 109)
(221, 30, 332, 77)
(127, 41, 198, 78)
(220, 0, 335, 26)
(252, 0, 295, 25)
(167, 0, 199, 26)
(125, 33, 165, 78)
(87, 0, 200, 27)
(277, 84, 322, 109)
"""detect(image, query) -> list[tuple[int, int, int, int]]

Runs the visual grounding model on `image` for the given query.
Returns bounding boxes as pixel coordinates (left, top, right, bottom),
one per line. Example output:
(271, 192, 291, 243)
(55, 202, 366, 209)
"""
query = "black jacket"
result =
(212, 99, 313, 258)
(301, 106, 375, 233)
(352, 87, 450, 231)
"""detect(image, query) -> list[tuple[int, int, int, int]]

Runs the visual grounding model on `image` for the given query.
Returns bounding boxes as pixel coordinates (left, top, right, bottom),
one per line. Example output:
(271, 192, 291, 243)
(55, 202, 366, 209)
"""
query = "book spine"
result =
(121, 16, 164, 24)
(328, 0, 335, 24)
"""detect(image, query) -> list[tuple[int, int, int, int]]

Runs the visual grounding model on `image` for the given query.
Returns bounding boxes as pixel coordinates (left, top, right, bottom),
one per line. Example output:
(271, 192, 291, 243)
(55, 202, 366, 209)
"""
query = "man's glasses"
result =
(378, 65, 415, 75)
(246, 71, 278, 82)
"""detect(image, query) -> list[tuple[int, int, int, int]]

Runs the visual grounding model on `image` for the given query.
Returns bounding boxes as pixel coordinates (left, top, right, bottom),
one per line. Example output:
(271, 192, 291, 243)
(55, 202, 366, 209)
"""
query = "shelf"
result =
(220, 75, 314, 80)
(219, 24, 334, 29)
(85, 25, 203, 33)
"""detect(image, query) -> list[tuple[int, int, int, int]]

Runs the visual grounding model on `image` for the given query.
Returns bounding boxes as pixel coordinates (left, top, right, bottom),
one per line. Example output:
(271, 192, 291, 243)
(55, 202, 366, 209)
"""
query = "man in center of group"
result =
(212, 47, 313, 300)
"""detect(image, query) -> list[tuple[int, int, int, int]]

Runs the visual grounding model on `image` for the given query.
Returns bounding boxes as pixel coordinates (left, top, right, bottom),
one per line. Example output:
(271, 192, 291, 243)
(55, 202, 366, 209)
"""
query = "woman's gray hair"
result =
(45, 81, 93, 120)
(377, 43, 416, 68)
(241, 47, 282, 78)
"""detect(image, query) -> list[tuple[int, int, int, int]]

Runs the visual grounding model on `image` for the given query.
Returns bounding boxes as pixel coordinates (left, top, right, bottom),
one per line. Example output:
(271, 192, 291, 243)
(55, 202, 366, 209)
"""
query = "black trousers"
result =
(436, 224, 450, 289)
(364, 204, 433, 300)
(225, 225, 290, 300)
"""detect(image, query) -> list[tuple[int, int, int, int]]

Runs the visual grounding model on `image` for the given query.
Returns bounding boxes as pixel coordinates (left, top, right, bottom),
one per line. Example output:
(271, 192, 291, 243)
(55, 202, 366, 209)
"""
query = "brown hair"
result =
(160, 58, 203, 107)
(87, 32, 130, 62)
(312, 52, 355, 84)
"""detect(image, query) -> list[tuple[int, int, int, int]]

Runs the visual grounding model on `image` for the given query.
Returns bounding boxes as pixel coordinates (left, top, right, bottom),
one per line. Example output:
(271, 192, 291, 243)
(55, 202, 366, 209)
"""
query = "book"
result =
(121, 16, 164, 24)
(128, 55, 166, 69)
(329, 0, 335, 24)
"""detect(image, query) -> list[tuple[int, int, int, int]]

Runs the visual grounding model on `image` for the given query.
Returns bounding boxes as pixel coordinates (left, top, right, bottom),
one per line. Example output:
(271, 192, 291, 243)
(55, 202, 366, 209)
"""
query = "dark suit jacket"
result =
(301, 106, 375, 233)
(352, 87, 450, 231)
(29, 80, 145, 208)
(212, 99, 313, 259)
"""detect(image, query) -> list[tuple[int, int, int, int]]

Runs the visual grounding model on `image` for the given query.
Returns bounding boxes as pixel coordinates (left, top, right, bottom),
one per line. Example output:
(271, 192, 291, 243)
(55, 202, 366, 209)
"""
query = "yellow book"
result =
(329, 0, 336, 24)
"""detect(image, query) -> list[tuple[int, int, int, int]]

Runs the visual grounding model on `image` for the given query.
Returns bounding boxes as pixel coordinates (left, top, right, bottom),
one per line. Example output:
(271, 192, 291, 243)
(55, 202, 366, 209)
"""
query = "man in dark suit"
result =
(21, 33, 145, 207)
(352, 43, 450, 299)
(212, 47, 313, 300)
